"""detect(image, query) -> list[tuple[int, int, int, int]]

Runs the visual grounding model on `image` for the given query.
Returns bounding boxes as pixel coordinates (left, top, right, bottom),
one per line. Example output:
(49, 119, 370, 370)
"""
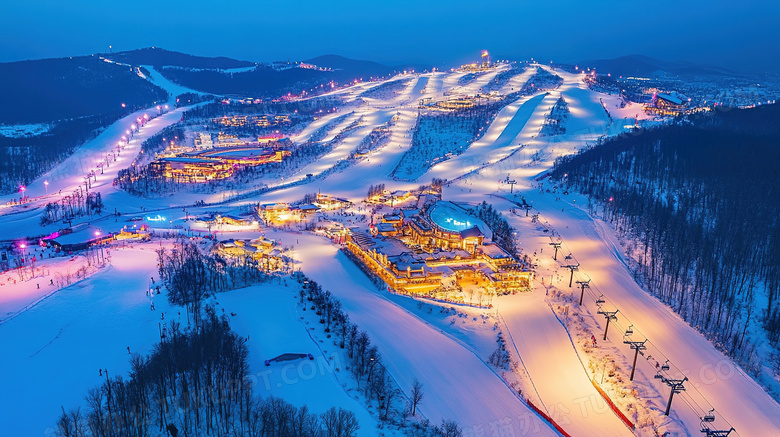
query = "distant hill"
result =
(306, 54, 430, 76)
(102, 47, 255, 70)
(0, 55, 167, 124)
(159, 65, 337, 97)
(158, 54, 420, 98)
(305, 54, 397, 77)
(581, 54, 737, 77)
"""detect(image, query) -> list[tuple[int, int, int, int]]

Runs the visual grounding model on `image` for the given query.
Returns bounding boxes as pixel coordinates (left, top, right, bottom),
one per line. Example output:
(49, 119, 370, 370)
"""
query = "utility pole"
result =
(565, 263, 579, 287)
(508, 179, 517, 193)
(623, 338, 647, 381)
(597, 308, 619, 340)
(522, 204, 532, 216)
(549, 242, 562, 260)
(661, 376, 687, 416)
(575, 279, 591, 305)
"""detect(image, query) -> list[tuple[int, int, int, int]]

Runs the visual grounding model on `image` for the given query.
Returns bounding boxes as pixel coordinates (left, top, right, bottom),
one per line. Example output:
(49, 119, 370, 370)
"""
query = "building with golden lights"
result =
(346, 201, 533, 300)
(150, 147, 290, 182)
(644, 92, 689, 116)
(214, 237, 284, 271)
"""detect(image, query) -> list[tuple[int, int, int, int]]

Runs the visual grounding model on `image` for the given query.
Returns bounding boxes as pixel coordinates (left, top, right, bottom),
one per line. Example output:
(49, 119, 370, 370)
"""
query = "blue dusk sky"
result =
(1, 0, 778, 71)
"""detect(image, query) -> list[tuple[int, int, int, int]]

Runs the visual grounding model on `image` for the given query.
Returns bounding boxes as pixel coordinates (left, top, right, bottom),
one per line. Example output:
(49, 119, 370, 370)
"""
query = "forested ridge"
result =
(551, 104, 780, 378)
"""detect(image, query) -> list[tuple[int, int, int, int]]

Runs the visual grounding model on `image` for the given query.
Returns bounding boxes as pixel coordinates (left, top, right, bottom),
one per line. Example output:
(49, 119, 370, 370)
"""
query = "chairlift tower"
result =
(549, 242, 562, 260)
(597, 308, 619, 341)
(575, 279, 590, 305)
(661, 376, 687, 416)
(623, 337, 647, 381)
(565, 263, 579, 287)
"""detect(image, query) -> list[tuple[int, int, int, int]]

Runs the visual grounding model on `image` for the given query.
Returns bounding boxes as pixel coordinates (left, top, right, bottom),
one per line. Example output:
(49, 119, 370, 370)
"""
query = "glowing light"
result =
(146, 214, 167, 222)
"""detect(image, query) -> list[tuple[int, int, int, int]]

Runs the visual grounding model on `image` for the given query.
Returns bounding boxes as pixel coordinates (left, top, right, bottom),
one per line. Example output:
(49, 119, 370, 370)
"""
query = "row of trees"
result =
(174, 92, 216, 108)
(156, 241, 280, 323)
(352, 121, 394, 157)
(539, 96, 569, 137)
(181, 96, 343, 122)
(359, 79, 411, 100)
(467, 201, 519, 258)
(294, 272, 401, 421)
(511, 68, 562, 96)
(55, 306, 362, 437)
(113, 124, 188, 196)
(41, 190, 104, 225)
(550, 105, 780, 373)
(366, 183, 386, 199)
(292, 272, 461, 435)
(394, 100, 510, 181)
(481, 68, 523, 93)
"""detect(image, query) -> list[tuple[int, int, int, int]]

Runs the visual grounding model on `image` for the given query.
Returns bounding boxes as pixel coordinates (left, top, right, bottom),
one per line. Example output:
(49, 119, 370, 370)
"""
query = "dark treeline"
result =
(394, 100, 510, 180)
(539, 97, 569, 137)
(0, 55, 168, 194)
(160, 64, 396, 99)
(113, 125, 188, 196)
(550, 105, 780, 373)
(142, 125, 187, 158)
(41, 190, 104, 225)
(175, 92, 217, 108)
(55, 305, 362, 437)
(0, 56, 166, 124)
(457, 73, 478, 86)
(359, 79, 411, 100)
(481, 68, 523, 93)
(180, 97, 342, 122)
(1, 113, 141, 195)
(160, 65, 327, 97)
(512, 67, 562, 96)
(467, 201, 519, 259)
(366, 183, 386, 199)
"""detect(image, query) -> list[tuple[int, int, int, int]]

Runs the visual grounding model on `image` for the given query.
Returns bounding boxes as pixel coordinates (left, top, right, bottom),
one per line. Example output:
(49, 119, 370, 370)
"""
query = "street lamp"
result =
(44, 180, 49, 194)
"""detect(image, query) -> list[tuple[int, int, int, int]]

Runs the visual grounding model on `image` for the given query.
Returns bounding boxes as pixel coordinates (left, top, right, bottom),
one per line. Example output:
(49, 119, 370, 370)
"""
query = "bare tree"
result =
(321, 407, 360, 437)
(410, 378, 424, 417)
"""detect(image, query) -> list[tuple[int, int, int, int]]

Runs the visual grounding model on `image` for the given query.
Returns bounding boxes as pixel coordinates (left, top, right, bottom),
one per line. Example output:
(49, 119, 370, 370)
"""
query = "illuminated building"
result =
(314, 193, 353, 210)
(150, 147, 291, 183)
(346, 200, 533, 300)
(214, 237, 284, 271)
(644, 92, 689, 116)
